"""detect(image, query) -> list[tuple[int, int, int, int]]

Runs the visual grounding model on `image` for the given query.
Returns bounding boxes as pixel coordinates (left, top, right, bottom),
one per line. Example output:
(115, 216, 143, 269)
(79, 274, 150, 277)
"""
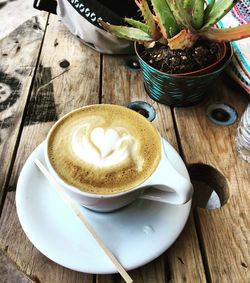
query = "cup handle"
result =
(139, 155, 193, 205)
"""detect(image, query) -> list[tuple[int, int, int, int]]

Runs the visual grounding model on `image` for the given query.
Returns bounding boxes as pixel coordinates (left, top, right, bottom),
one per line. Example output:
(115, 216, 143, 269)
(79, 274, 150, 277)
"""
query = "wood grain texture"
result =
(97, 54, 206, 283)
(0, 14, 100, 283)
(96, 256, 166, 283)
(0, 0, 40, 40)
(0, 12, 48, 208)
(174, 75, 250, 283)
(0, 248, 32, 283)
(166, 216, 207, 283)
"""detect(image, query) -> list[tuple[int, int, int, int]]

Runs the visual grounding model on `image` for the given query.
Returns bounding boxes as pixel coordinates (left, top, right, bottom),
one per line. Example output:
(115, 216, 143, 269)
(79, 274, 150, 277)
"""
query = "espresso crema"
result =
(48, 104, 161, 194)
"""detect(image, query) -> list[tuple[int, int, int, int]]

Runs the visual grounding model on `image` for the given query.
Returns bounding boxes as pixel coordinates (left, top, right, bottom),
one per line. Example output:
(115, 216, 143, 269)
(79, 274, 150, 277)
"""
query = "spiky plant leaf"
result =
(204, 0, 215, 20)
(100, 0, 250, 52)
(98, 19, 153, 41)
(125, 18, 149, 34)
(167, 0, 195, 32)
(202, 0, 237, 30)
(182, 0, 204, 29)
(135, 0, 160, 40)
(199, 24, 250, 41)
(151, 0, 179, 39)
(183, 0, 194, 13)
(192, 0, 204, 30)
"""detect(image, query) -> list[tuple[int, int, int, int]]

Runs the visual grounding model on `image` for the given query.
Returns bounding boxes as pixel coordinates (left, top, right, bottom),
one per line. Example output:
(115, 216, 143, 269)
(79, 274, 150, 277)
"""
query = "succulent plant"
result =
(99, 0, 250, 50)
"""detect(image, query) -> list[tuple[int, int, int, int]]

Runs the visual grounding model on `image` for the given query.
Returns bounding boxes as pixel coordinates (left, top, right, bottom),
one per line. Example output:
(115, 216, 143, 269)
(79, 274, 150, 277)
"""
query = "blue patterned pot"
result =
(135, 42, 233, 107)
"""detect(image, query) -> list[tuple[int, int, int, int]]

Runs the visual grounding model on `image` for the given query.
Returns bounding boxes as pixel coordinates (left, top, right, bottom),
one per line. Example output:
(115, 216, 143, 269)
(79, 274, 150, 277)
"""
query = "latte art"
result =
(72, 126, 143, 170)
(47, 104, 161, 194)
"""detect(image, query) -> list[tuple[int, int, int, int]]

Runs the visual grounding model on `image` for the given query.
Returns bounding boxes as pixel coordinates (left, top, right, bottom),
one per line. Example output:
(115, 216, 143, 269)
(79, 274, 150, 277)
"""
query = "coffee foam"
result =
(48, 105, 161, 194)
(72, 125, 143, 170)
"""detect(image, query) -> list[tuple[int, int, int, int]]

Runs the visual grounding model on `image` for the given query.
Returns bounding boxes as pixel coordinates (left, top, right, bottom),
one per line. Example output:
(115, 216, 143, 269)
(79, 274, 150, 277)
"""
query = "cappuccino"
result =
(47, 104, 161, 194)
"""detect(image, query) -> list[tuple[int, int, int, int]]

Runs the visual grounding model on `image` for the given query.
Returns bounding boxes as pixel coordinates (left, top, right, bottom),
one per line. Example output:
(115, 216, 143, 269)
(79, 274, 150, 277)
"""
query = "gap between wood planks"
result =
(170, 106, 214, 283)
(194, 209, 212, 283)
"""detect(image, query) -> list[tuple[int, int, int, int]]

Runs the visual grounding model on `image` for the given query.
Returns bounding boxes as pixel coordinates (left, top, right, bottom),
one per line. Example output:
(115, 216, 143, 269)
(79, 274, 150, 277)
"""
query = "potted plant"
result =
(99, 0, 250, 106)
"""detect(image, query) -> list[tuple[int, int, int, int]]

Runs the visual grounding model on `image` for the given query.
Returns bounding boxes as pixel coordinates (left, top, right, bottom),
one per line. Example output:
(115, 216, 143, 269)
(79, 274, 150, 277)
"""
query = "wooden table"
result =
(0, 12, 249, 283)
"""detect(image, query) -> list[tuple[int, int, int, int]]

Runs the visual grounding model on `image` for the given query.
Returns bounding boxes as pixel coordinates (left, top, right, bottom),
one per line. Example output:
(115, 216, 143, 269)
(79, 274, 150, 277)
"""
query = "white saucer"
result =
(16, 142, 191, 274)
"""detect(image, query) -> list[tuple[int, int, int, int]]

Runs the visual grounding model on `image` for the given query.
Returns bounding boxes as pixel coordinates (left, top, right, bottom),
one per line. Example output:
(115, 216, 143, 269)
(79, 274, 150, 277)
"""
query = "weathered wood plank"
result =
(0, 0, 40, 40)
(0, 247, 32, 283)
(0, 12, 48, 207)
(98, 54, 206, 283)
(174, 75, 250, 283)
(96, 258, 166, 283)
(165, 216, 207, 283)
(0, 14, 100, 283)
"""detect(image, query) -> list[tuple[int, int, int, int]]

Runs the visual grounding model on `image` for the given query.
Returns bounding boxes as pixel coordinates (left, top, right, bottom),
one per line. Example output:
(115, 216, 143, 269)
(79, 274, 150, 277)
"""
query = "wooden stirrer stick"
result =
(34, 159, 133, 283)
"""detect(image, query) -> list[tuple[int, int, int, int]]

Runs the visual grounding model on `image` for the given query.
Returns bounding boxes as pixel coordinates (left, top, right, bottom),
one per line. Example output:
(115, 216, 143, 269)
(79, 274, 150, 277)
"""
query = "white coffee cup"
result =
(44, 105, 193, 212)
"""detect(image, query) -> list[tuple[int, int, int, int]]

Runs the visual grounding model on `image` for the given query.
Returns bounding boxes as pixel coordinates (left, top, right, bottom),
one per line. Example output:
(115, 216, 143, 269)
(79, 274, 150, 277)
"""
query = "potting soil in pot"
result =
(140, 39, 220, 74)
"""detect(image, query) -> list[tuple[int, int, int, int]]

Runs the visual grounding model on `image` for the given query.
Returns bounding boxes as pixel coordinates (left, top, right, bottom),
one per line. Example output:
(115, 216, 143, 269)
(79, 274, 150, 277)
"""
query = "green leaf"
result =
(167, 0, 194, 32)
(151, 0, 179, 38)
(191, 0, 204, 30)
(202, 0, 238, 29)
(183, 0, 195, 13)
(204, 0, 215, 20)
(98, 19, 153, 41)
(135, 0, 160, 40)
(125, 18, 149, 34)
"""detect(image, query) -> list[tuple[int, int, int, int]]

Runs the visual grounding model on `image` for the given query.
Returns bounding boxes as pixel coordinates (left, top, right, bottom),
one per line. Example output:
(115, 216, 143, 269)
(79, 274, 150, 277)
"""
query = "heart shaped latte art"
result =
(90, 127, 121, 158)
(71, 126, 141, 168)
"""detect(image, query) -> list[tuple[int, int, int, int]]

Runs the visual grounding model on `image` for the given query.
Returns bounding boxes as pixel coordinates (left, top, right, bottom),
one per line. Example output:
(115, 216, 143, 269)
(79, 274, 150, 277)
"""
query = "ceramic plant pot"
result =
(135, 42, 233, 107)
